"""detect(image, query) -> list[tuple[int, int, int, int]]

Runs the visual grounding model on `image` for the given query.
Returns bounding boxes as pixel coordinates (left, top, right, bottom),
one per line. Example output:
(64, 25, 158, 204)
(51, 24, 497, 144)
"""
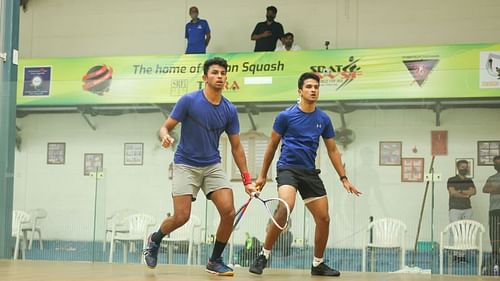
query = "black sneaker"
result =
(249, 254, 268, 275)
(143, 234, 160, 268)
(311, 262, 340, 276)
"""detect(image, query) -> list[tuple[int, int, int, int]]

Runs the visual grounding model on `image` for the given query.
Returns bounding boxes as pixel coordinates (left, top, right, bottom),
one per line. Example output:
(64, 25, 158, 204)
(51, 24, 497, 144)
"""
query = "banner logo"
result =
(310, 56, 362, 91)
(197, 80, 241, 91)
(23, 66, 52, 97)
(480, 52, 500, 88)
(170, 79, 189, 96)
(402, 59, 439, 87)
(82, 64, 113, 95)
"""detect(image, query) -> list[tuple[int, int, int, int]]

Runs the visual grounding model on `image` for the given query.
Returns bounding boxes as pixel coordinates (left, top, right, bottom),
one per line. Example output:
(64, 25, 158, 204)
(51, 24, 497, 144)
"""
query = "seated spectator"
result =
(275, 32, 301, 51)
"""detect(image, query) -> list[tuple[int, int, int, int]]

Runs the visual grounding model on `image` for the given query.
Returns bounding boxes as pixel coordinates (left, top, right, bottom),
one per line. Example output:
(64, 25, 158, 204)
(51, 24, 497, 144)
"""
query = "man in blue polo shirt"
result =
(249, 72, 361, 277)
(143, 57, 256, 276)
(185, 6, 211, 54)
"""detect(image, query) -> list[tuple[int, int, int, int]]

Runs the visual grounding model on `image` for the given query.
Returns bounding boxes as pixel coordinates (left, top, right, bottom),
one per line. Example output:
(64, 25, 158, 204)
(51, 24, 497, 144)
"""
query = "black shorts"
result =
(276, 168, 327, 200)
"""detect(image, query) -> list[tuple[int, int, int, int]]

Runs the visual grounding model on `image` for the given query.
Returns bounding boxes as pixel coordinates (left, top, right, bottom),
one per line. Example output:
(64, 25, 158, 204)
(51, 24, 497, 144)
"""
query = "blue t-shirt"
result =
(274, 105, 335, 170)
(185, 19, 210, 54)
(171, 90, 239, 167)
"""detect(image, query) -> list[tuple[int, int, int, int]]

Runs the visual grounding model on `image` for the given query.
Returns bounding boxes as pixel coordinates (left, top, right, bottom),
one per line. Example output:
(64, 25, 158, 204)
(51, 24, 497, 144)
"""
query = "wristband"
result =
(340, 175, 348, 182)
(241, 171, 252, 185)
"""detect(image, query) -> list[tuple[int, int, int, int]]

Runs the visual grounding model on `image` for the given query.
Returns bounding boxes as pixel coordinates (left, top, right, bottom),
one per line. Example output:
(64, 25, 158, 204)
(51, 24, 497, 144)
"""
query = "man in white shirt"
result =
(275, 32, 301, 51)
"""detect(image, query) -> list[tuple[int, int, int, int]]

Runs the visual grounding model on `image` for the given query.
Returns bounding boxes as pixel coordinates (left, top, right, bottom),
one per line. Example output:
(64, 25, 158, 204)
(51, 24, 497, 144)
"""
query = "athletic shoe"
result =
(249, 254, 268, 275)
(206, 257, 234, 276)
(311, 262, 341, 276)
(143, 234, 160, 268)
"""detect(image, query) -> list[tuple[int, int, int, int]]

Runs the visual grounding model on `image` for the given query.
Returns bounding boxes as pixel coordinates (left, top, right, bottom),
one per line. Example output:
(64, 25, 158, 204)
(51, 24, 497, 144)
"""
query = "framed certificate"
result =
(477, 141, 500, 166)
(124, 143, 144, 165)
(379, 141, 402, 166)
(84, 153, 103, 176)
(47, 142, 65, 164)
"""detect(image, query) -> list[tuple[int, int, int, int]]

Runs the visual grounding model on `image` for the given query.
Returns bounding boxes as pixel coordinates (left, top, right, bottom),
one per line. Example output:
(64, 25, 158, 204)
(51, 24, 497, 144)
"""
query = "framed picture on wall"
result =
(455, 158, 474, 179)
(379, 141, 402, 166)
(477, 141, 500, 166)
(124, 143, 143, 165)
(431, 130, 448, 156)
(47, 142, 65, 164)
(84, 153, 103, 176)
(401, 158, 424, 182)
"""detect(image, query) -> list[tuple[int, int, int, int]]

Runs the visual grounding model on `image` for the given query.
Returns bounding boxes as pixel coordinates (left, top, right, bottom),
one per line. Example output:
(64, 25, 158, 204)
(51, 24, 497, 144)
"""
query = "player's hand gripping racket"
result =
(233, 187, 261, 230)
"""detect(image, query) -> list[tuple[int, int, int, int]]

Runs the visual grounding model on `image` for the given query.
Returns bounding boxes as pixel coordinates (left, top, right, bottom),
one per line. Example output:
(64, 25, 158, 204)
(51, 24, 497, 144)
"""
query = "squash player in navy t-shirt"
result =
(249, 73, 362, 277)
(143, 57, 256, 276)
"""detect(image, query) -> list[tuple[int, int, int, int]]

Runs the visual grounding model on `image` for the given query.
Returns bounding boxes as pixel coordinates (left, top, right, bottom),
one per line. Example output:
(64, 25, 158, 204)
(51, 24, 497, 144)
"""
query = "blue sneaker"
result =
(206, 257, 234, 276)
(143, 235, 160, 268)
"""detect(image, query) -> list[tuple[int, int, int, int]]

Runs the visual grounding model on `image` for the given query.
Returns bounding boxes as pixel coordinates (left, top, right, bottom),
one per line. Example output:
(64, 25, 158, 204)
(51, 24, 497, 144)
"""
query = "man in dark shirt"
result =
(447, 160, 476, 222)
(446, 160, 476, 262)
(251, 6, 284, 52)
(483, 156, 500, 266)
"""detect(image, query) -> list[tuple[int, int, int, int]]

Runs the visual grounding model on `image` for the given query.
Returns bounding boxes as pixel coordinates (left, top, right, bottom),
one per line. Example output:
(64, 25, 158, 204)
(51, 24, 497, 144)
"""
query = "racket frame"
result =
(254, 195, 291, 230)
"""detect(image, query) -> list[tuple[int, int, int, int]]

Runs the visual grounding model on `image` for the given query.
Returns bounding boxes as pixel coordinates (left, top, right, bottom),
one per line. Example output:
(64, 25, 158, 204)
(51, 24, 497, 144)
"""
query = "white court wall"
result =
(13, 108, 500, 249)
(18, 0, 500, 58)
(12, 0, 500, 248)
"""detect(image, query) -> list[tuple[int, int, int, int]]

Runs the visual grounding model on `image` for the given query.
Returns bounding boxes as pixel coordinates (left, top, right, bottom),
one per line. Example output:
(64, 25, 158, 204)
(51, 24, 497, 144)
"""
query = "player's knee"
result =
(221, 208, 235, 221)
(317, 214, 330, 225)
(173, 212, 190, 226)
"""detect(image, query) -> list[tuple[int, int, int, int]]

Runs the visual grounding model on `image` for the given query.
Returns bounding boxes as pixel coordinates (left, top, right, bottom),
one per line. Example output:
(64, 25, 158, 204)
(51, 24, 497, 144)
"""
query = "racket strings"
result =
(265, 199, 290, 230)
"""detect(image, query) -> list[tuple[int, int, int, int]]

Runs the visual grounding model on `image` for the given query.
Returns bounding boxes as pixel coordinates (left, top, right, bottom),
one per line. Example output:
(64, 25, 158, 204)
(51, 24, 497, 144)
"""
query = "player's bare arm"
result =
(256, 130, 282, 189)
(323, 138, 361, 196)
(159, 117, 177, 148)
(228, 134, 257, 195)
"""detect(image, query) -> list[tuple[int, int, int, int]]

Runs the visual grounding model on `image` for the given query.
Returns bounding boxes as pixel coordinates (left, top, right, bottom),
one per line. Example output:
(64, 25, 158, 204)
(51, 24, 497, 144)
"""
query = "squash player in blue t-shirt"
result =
(143, 57, 256, 276)
(249, 73, 362, 277)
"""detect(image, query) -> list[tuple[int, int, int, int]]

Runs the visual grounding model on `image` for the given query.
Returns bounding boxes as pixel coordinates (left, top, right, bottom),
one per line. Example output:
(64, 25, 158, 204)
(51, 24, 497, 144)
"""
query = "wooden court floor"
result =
(0, 260, 491, 281)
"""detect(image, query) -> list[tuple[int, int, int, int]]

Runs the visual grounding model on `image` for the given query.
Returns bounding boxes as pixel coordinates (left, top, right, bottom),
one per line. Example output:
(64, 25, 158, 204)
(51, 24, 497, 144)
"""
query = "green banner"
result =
(16, 43, 500, 106)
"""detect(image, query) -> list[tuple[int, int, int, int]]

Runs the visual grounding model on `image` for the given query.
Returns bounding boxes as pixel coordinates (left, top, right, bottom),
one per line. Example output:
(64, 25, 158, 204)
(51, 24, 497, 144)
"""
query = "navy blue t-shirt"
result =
(274, 105, 335, 171)
(251, 21, 284, 52)
(171, 90, 239, 167)
(185, 19, 210, 54)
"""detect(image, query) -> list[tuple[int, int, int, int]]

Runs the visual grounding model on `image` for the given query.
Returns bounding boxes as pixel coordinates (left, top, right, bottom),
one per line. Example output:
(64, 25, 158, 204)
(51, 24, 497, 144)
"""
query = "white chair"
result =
(108, 213, 156, 263)
(103, 209, 138, 251)
(12, 210, 31, 260)
(21, 208, 47, 250)
(362, 218, 407, 272)
(161, 215, 202, 265)
(439, 219, 485, 276)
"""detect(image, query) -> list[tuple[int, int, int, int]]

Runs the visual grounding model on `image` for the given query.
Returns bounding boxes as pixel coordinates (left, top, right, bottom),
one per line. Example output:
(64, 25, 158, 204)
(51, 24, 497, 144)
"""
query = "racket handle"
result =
(250, 184, 263, 197)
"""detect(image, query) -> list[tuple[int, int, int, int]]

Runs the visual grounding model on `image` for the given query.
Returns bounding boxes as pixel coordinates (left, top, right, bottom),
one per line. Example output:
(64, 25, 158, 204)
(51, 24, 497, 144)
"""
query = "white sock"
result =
(312, 256, 324, 267)
(261, 248, 271, 259)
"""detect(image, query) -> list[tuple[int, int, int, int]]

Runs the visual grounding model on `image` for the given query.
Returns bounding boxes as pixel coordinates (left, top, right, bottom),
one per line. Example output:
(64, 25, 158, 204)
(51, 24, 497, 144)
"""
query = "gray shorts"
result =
(172, 163, 231, 201)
